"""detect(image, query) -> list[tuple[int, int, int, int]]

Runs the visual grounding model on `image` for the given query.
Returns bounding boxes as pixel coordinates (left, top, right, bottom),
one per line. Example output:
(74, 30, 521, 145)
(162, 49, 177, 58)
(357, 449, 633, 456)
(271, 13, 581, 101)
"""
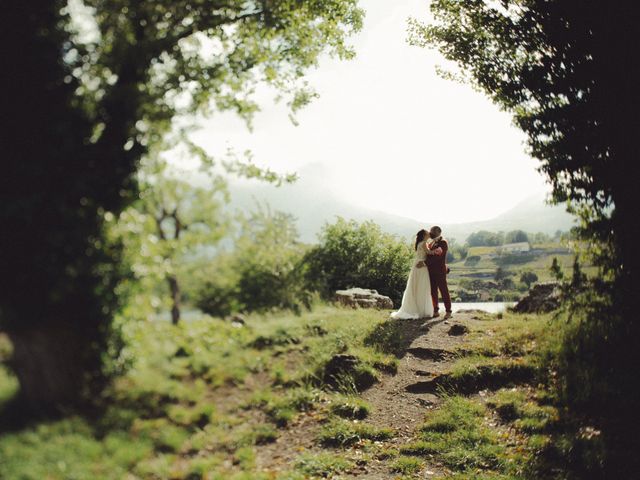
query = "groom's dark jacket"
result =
(426, 238, 448, 275)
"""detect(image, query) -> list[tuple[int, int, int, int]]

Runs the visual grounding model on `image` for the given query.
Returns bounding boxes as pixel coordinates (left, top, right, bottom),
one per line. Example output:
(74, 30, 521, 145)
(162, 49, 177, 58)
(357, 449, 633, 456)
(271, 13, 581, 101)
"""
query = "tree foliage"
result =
(505, 230, 529, 244)
(194, 206, 312, 316)
(0, 0, 364, 413)
(305, 219, 414, 306)
(410, 1, 639, 473)
(466, 230, 504, 247)
(409, 0, 637, 285)
(520, 270, 538, 288)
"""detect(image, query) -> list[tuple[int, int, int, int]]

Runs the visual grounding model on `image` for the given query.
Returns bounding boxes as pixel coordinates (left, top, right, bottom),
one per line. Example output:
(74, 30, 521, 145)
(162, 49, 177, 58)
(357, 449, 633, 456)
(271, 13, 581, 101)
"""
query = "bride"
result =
(390, 229, 439, 320)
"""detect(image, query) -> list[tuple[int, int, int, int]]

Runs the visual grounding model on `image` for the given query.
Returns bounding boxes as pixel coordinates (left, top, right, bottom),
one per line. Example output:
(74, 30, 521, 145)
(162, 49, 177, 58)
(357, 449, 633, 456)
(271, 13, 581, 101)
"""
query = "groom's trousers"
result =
(429, 273, 452, 314)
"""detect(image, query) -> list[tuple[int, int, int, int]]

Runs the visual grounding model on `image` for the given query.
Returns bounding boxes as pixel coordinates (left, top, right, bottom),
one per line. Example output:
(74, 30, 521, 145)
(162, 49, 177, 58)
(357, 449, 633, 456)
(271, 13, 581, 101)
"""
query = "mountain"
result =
(226, 176, 575, 243)
(442, 195, 576, 242)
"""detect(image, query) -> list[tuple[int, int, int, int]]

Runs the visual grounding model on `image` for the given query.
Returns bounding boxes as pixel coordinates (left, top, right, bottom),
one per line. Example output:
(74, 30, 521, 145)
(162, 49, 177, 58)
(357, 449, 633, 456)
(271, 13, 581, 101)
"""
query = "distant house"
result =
(499, 242, 531, 254)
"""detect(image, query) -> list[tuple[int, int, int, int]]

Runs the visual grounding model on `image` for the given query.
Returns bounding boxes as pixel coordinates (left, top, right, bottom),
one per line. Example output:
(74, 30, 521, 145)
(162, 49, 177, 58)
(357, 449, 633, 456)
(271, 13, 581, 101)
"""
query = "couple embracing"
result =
(391, 226, 452, 320)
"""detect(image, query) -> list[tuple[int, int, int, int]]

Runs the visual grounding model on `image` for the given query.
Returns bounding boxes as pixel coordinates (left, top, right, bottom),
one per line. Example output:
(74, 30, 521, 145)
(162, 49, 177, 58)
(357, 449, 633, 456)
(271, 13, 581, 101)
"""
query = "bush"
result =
(451, 245, 468, 261)
(304, 219, 413, 306)
(193, 210, 314, 316)
(194, 281, 238, 318)
(520, 271, 539, 288)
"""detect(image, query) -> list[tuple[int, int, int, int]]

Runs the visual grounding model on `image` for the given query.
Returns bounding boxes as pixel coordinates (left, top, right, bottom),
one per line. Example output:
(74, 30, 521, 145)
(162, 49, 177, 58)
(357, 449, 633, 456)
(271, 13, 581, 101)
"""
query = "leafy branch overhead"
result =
(0, 0, 364, 412)
(66, 0, 364, 148)
(408, 0, 636, 279)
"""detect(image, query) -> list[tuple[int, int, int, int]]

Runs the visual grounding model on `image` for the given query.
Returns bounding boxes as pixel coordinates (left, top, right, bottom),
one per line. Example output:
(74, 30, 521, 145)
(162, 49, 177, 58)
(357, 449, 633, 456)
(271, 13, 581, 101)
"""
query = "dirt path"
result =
(252, 313, 476, 478)
(350, 313, 474, 478)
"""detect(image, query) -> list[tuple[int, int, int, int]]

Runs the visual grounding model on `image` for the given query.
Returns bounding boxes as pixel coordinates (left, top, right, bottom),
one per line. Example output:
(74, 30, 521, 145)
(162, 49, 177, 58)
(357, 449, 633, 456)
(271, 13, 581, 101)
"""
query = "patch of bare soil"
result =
(254, 408, 327, 474)
(343, 314, 474, 478)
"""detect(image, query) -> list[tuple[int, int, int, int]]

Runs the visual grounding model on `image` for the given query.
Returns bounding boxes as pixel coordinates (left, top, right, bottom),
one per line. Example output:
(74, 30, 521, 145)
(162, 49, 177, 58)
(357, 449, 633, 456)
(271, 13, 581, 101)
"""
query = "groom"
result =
(422, 226, 452, 319)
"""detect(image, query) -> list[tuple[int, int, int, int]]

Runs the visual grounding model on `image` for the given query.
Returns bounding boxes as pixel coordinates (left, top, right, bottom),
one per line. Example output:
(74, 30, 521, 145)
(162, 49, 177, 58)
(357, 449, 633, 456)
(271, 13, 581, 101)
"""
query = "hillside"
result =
(227, 177, 575, 243)
(0, 306, 591, 479)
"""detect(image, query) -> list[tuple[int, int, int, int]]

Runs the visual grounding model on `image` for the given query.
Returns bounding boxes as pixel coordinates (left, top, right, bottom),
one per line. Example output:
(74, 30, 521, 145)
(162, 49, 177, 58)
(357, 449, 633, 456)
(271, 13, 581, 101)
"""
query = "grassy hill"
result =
(0, 305, 598, 479)
(447, 242, 582, 302)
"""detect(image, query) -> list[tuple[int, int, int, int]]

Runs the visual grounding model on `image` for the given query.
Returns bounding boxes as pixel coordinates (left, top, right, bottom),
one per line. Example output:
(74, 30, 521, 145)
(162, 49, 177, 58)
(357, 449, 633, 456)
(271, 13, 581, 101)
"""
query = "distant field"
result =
(466, 246, 499, 257)
(446, 243, 587, 301)
(452, 251, 577, 278)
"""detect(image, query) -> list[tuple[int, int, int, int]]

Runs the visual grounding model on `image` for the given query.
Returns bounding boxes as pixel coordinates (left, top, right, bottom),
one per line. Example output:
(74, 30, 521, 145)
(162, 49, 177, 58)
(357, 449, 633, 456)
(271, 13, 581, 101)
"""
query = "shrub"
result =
(193, 210, 314, 316)
(520, 271, 539, 288)
(304, 218, 413, 306)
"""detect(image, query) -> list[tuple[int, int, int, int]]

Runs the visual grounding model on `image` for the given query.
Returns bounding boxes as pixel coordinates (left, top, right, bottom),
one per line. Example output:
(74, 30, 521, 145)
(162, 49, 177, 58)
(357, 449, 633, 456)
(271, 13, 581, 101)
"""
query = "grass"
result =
(467, 246, 500, 257)
(397, 391, 540, 477)
(486, 388, 557, 433)
(447, 244, 587, 302)
(318, 417, 393, 447)
(392, 455, 424, 474)
(0, 304, 597, 479)
(395, 309, 602, 479)
(329, 395, 371, 419)
(294, 452, 354, 477)
(0, 305, 399, 479)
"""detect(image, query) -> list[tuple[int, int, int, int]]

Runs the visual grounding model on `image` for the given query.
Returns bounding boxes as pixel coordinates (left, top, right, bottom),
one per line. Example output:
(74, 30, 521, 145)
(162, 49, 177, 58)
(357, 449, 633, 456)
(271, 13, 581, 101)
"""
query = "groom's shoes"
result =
(432, 312, 440, 318)
(443, 312, 453, 320)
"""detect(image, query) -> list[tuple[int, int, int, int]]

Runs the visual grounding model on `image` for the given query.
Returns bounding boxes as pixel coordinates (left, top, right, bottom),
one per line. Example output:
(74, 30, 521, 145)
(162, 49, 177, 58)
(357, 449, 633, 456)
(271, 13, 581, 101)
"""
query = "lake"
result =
(451, 302, 515, 314)
(156, 302, 515, 322)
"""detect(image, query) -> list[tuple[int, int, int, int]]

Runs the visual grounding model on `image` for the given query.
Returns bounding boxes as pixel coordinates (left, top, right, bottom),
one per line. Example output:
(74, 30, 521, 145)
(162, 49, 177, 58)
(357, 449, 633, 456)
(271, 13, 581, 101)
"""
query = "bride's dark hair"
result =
(415, 229, 427, 251)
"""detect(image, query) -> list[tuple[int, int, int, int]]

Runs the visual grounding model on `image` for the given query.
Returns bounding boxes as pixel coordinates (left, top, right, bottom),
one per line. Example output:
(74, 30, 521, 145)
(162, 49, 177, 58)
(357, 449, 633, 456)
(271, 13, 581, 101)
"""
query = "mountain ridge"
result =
(227, 180, 575, 243)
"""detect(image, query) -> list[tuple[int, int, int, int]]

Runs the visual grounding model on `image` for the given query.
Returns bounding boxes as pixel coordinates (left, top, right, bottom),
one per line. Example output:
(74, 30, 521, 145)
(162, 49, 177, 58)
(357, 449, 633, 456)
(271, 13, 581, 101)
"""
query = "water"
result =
(451, 302, 515, 314)
(154, 302, 515, 322)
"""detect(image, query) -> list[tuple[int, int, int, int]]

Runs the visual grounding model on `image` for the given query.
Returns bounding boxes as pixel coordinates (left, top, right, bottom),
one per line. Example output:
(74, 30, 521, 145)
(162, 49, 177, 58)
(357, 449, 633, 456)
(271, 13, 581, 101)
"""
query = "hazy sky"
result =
(190, 0, 549, 224)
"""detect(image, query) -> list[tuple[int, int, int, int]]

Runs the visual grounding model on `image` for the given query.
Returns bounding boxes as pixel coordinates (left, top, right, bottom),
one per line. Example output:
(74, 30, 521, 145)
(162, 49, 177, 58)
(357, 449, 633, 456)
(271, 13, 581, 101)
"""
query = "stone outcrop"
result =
(335, 288, 393, 310)
(513, 282, 561, 313)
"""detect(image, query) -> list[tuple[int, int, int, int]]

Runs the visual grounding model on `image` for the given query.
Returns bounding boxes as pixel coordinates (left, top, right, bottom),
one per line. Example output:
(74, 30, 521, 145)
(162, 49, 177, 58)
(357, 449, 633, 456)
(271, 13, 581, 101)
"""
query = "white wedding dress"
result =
(390, 241, 434, 319)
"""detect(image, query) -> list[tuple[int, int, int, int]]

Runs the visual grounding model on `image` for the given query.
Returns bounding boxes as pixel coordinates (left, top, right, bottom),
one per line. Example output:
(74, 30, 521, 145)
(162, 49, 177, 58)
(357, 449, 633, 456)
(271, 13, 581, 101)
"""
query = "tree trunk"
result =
(7, 325, 91, 415)
(168, 275, 181, 325)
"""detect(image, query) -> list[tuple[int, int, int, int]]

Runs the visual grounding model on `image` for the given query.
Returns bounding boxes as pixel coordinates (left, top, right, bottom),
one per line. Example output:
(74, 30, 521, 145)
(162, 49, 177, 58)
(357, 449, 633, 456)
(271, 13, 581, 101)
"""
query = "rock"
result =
(448, 324, 469, 336)
(335, 288, 393, 310)
(513, 283, 561, 313)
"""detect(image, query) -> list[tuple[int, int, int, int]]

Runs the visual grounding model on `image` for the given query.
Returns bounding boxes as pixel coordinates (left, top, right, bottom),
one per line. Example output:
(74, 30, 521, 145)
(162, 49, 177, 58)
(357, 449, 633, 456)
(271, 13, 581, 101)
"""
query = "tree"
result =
(505, 230, 529, 244)
(520, 271, 538, 288)
(494, 267, 509, 283)
(451, 244, 469, 261)
(410, 3, 639, 473)
(114, 131, 296, 324)
(193, 205, 313, 316)
(530, 232, 551, 244)
(465, 230, 504, 247)
(550, 257, 564, 281)
(1, 0, 364, 414)
(304, 219, 414, 306)
(410, 0, 637, 298)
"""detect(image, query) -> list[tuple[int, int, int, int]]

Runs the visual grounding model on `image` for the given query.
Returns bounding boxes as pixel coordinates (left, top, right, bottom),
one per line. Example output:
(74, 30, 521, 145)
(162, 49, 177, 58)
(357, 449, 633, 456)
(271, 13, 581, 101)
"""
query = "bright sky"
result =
(190, 0, 549, 224)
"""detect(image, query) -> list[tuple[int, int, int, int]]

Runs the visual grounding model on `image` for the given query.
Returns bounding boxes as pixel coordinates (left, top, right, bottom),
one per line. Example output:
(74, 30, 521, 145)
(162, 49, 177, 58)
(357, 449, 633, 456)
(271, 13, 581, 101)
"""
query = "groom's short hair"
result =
(430, 225, 442, 236)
